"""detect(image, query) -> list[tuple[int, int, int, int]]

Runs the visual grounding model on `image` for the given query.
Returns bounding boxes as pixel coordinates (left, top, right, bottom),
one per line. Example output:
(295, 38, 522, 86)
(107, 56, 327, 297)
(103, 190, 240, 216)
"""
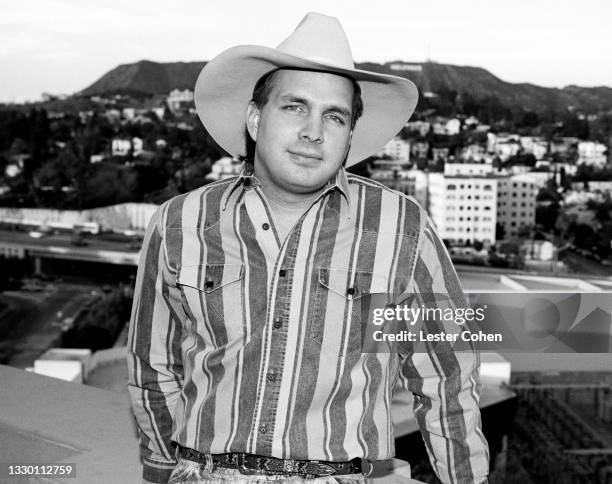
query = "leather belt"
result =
(177, 445, 369, 477)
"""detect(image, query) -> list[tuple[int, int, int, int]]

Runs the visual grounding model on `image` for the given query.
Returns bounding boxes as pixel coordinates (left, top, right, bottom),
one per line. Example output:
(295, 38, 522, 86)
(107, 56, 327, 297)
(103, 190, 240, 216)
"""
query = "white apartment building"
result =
(444, 162, 493, 177)
(577, 141, 608, 167)
(496, 174, 538, 239)
(428, 173, 497, 244)
(380, 138, 410, 162)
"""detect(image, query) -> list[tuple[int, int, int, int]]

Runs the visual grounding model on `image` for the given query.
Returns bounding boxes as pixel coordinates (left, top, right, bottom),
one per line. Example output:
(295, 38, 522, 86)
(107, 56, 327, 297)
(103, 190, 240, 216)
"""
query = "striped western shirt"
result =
(127, 168, 489, 483)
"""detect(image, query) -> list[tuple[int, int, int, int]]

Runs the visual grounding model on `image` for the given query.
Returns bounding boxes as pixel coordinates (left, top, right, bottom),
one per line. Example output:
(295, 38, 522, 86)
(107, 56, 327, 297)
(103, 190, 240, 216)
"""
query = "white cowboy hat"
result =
(194, 12, 418, 167)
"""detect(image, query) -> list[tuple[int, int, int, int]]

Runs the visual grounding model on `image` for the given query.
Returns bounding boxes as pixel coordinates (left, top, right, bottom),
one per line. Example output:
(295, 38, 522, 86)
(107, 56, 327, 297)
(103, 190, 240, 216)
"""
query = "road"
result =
(0, 228, 141, 252)
(0, 283, 100, 368)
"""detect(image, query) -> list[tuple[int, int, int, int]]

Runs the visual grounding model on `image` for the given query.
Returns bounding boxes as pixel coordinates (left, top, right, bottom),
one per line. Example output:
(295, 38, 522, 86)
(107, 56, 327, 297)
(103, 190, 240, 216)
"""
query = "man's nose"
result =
(299, 114, 324, 144)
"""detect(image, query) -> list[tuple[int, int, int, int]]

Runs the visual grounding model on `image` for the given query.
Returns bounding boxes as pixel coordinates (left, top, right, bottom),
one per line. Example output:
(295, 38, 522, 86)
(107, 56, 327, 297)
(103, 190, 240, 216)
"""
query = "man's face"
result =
(246, 69, 354, 199)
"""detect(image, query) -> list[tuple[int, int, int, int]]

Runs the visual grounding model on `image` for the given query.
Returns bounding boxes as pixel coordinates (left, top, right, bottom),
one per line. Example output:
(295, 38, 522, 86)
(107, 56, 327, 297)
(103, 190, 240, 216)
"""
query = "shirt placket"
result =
(242, 186, 330, 454)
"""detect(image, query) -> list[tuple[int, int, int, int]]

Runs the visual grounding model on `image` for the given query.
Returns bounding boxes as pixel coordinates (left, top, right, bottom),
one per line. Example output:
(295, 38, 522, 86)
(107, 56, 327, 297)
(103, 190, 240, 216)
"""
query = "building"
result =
(410, 141, 429, 160)
(428, 173, 497, 244)
(494, 140, 521, 161)
(444, 162, 493, 177)
(520, 240, 555, 261)
(432, 147, 450, 162)
(405, 120, 430, 136)
(445, 118, 461, 135)
(379, 137, 410, 162)
(496, 174, 538, 239)
(460, 144, 489, 163)
(577, 141, 608, 167)
(520, 136, 548, 159)
(167, 89, 194, 113)
(550, 137, 578, 156)
(206, 157, 243, 181)
(111, 137, 143, 157)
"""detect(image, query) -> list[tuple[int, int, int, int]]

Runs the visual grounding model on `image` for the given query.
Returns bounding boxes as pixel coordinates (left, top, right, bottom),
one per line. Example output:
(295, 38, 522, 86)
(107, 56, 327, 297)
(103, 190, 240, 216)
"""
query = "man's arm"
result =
(399, 219, 489, 484)
(127, 205, 186, 484)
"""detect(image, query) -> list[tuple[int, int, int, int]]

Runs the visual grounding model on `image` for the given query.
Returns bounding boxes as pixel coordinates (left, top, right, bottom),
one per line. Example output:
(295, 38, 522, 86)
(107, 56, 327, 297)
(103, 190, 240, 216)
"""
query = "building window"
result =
(448, 184, 456, 190)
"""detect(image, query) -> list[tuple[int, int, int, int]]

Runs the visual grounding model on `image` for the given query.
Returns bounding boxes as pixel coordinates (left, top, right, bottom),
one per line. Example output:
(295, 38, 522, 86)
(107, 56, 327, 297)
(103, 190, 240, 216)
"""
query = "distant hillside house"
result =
(104, 109, 121, 122)
(577, 141, 608, 167)
(379, 138, 410, 162)
(550, 137, 579, 156)
(167, 89, 194, 113)
(122, 108, 136, 120)
(520, 136, 548, 160)
(461, 144, 488, 163)
(206, 157, 243, 181)
(432, 147, 450, 162)
(405, 121, 430, 137)
(111, 137, 143, 157)
(411, 141, 429, 159)
(521, 240, 555, 261)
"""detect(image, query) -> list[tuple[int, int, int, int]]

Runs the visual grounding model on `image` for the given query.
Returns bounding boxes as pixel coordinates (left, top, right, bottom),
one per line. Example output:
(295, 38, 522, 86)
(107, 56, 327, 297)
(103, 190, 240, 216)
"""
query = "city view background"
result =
(1, 2, 612, 483)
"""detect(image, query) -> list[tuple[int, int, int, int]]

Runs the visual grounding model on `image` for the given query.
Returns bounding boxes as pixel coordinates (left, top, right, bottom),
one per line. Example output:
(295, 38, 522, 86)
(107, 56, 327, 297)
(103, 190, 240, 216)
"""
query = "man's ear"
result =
(246, 102, 260, 141)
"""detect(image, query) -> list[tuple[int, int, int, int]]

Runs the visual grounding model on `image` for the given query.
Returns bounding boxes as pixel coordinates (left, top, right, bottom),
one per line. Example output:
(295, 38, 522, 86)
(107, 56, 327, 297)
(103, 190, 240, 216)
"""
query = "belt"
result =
(177, 445, 371, 477)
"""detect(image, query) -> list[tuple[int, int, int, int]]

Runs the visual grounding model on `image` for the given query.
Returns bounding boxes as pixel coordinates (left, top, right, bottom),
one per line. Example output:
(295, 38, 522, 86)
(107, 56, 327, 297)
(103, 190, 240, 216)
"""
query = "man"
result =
(128, 12, 489, 484)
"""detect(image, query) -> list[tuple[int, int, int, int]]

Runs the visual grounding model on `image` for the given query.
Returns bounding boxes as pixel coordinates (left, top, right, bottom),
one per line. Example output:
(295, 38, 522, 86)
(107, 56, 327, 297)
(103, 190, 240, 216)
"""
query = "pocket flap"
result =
(318, 267, 389, 299)
(177, 263, 244, 293)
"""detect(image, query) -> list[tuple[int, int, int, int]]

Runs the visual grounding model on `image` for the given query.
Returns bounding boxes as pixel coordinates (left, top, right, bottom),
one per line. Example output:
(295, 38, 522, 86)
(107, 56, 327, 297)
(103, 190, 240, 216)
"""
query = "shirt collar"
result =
(221, 163, 352, 214)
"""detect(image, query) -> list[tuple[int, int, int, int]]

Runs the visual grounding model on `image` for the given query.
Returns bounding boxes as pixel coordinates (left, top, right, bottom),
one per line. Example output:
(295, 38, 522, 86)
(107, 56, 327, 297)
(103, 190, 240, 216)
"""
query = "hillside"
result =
(80, 59, 612, 114)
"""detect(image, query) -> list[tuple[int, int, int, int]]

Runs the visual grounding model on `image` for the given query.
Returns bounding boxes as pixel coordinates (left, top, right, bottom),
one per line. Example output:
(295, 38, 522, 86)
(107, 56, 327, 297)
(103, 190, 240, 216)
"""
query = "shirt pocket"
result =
(176, 263, 248, 348)
(310, 267, 391, 356)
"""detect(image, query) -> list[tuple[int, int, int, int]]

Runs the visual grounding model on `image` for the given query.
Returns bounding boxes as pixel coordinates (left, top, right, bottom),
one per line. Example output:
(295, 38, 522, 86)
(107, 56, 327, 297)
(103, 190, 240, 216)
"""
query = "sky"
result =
(1, 0, 611, 103)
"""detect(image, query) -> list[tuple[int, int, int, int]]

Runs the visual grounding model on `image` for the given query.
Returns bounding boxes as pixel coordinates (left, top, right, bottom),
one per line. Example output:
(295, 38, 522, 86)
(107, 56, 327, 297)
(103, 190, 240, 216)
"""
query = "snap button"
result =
(273, 318, 282, 329)
(279, 269, 287, 277)
(267, 372, 275, 382)
(347, 287, 356, 296)
(204, 280, 214, 289)
(262, 222, 270, 230)
(259, 425, 267, 434)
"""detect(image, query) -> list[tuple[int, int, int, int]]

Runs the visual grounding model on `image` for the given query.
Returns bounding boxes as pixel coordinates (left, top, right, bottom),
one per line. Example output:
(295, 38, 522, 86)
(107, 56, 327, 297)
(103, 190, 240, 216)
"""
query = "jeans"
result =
(167, 457, 367, 484)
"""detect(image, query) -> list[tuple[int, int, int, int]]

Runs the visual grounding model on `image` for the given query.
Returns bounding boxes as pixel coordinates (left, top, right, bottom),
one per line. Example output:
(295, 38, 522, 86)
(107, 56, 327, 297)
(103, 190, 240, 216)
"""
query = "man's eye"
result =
(284, 105, 302, 112)
(326, 114, 346, 125)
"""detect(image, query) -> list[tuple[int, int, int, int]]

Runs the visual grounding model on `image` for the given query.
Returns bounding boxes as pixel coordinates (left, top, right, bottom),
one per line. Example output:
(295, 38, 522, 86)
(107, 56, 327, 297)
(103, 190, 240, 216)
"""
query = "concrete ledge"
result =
(0, 364, 140, 483)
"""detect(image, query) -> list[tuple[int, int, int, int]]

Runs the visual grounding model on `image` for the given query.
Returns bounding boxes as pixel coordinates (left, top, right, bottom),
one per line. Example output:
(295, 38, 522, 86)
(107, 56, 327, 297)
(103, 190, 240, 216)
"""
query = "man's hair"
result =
(241, 68, 363, 164)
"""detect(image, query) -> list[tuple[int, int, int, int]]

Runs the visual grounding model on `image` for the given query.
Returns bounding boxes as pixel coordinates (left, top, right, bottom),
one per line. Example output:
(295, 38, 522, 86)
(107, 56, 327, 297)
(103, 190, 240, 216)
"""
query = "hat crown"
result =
(276, 12, 355, 70)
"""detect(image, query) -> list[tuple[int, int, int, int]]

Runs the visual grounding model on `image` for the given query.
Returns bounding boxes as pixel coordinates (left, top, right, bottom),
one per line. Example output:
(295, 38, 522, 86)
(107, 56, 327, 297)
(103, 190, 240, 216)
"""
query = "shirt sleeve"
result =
(127, 204, 186, 484)
(398, 218, 490, 484)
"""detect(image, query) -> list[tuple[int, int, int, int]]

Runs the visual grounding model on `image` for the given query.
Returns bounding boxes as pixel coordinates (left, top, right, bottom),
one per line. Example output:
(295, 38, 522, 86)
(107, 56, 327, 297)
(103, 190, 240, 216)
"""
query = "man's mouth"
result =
(288, 150, 323, 161)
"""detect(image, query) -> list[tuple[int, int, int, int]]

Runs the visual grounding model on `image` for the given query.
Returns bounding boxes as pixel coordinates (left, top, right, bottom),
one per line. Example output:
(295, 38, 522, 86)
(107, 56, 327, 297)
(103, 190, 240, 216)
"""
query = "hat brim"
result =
(194, 45, 418, 167)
